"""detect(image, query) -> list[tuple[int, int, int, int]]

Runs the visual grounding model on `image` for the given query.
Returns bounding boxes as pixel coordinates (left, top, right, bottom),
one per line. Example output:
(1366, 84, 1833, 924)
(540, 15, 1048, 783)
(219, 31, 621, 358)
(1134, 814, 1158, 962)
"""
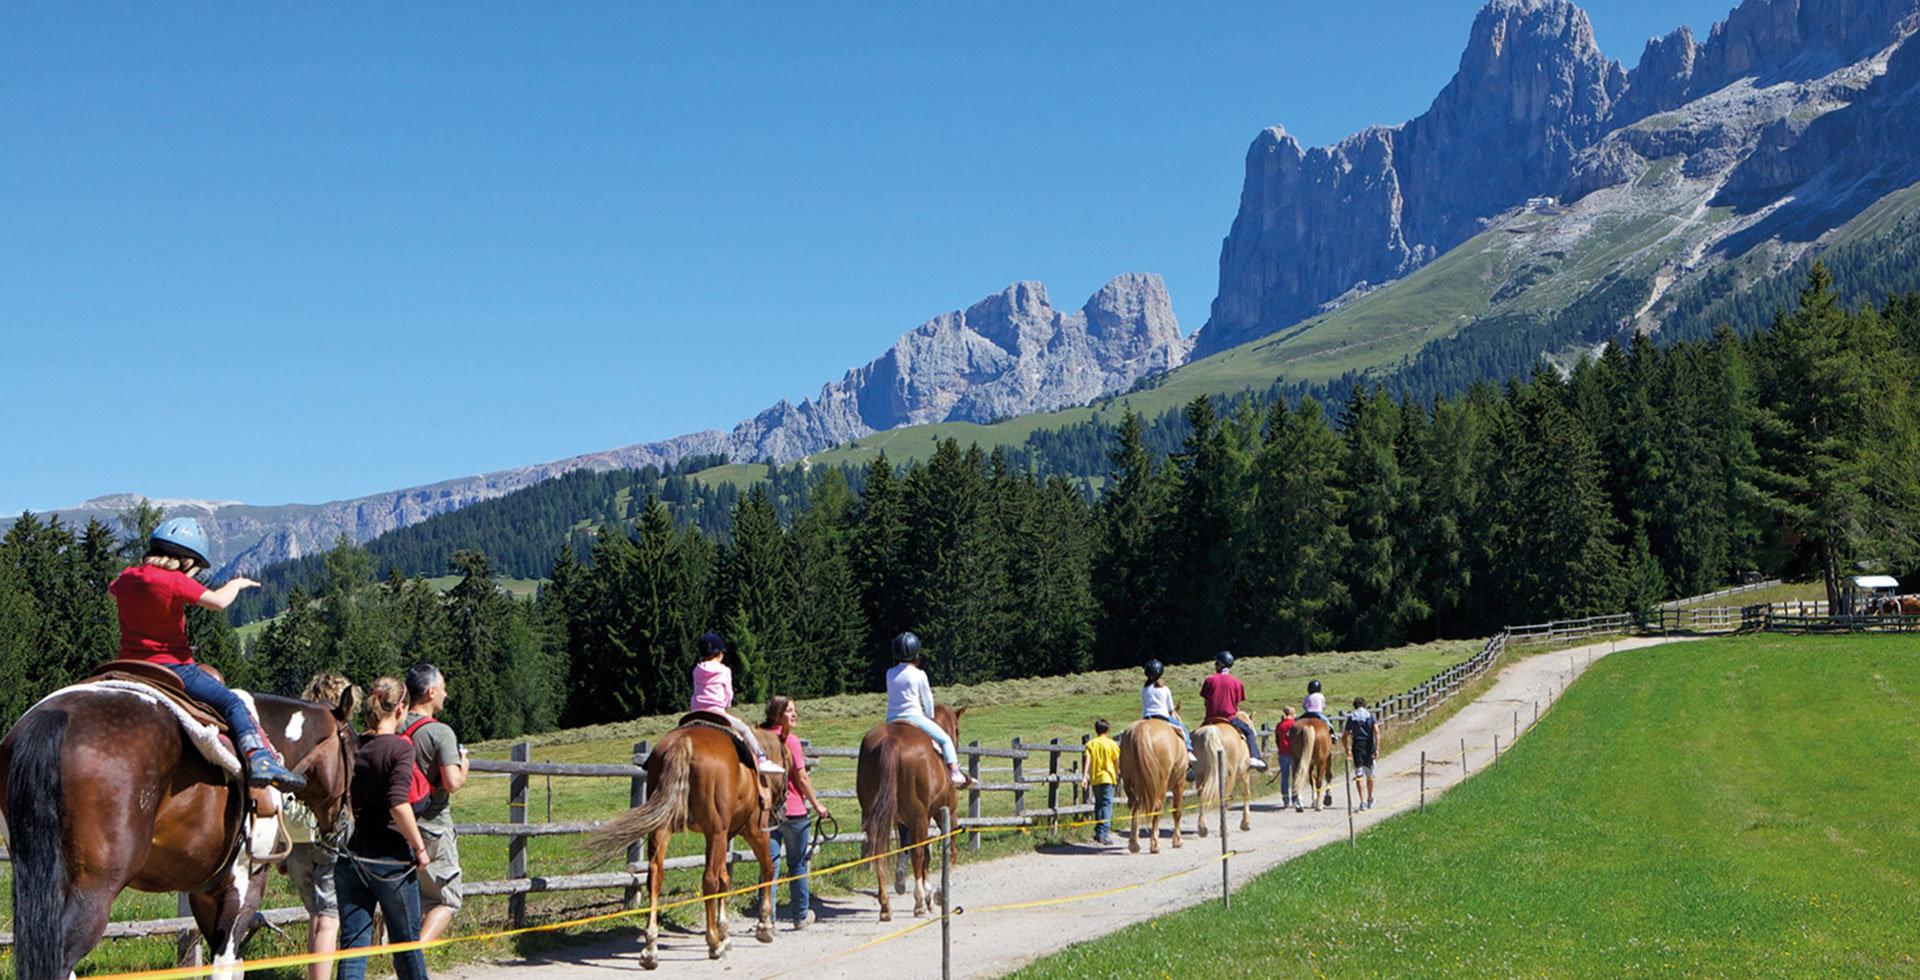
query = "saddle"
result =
(678, 710, 758, 768)
(85, 660, 286, 828)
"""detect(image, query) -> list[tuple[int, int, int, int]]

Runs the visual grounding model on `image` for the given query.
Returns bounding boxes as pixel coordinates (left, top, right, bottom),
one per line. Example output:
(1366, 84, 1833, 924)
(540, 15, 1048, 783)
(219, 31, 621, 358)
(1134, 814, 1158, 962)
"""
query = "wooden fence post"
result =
(509, 741, 530, 929)
(1011, 737, 1026, 822)
(967, 741, 981, 852)
(174, 892, 201, 969)
(1046, 738, 1061, 833)
(624, 740, 648, 908)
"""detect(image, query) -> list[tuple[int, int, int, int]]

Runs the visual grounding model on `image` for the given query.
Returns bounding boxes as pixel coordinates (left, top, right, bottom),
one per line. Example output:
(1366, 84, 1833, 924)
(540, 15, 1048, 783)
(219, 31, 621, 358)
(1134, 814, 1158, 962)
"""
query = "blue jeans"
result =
(1278, 754, 1296, 800)
(1229, 716, 1264, 763)
(168, 663, 263, 744)
(1091, 784, 1114, 842)
(334, 853, 428, 980)
(767, 815, 811, 924)
(889, 713, 958, 767)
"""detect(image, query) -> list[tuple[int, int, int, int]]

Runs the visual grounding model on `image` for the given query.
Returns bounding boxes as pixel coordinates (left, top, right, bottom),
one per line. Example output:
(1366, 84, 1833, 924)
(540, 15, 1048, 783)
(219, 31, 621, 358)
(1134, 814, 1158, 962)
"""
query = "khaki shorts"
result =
(418, 826, 463, 912)
(285, 843, 338, 918)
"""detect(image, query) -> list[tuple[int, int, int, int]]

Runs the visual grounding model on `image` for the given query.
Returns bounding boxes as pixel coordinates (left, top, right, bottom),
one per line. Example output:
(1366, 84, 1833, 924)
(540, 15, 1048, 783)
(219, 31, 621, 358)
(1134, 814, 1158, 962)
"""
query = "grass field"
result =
(0, 639, 1480, 978)
(1012, 633, 1920, 978)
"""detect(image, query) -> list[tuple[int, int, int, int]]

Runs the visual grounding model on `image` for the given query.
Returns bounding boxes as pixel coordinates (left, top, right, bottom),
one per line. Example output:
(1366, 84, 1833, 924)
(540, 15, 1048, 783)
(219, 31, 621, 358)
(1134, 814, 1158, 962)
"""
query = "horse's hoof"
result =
(879, 911, 892, 922)
(1128, 839, 1140, 854)
(640, 956, 658, 971)
(756, 925, 775, 944)
(710, 940, 729, 960)
(1241, 820, 1251, 832)
(1197, 826, 1208, 838)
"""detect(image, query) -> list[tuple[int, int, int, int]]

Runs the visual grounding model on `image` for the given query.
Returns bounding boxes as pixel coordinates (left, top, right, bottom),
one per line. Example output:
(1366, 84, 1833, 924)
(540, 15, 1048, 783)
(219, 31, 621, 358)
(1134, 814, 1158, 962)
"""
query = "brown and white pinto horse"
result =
(856, 704, 965, 921)
(0, 680, 355, 980)
(586, 716, 786, 969)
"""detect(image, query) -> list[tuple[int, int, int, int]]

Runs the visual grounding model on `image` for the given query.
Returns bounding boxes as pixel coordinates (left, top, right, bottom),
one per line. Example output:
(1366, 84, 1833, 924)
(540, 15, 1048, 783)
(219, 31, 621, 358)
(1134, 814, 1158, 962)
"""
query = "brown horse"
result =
(855, 704, 965, 921)
(0, 679, 355, 980)
(1116, 718, 1186, 854)
(1876, 595, 1920, 615)
(1290, 717, 1335, 812)
(586, 717, 786, 969)
(1190, 720, 1252, 837)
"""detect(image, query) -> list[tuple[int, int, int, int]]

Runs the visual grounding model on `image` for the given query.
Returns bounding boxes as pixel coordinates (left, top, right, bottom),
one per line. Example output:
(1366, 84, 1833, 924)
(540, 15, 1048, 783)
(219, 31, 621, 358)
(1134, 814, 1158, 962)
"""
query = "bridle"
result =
(283, 712, 355, 851)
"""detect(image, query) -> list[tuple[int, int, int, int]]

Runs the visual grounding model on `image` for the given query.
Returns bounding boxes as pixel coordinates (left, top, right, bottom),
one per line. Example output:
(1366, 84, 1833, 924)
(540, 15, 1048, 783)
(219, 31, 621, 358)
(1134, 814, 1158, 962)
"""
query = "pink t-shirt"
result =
(780, 732, 808, 818)
(1303, 692, 1327, 716)
(690, 659, 733, 713)
(108, 564, 208, 665)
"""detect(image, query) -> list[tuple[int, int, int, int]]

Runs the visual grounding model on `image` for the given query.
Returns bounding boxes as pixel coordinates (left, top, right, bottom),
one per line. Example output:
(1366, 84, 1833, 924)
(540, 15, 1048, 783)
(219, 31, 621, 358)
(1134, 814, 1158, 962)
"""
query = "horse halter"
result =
(281, 716, 355, 849)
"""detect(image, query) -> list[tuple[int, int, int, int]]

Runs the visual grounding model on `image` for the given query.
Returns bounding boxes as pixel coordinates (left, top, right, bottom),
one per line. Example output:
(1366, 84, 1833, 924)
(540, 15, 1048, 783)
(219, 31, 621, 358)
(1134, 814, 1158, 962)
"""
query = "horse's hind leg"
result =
(872, 844, 893, 922)
(641, 829, 667, 970)
(746, 824, 775, 943)
(1239, 769, 1252, 832)
(702, 832, 731, 960)
(911, 837, 932, 917)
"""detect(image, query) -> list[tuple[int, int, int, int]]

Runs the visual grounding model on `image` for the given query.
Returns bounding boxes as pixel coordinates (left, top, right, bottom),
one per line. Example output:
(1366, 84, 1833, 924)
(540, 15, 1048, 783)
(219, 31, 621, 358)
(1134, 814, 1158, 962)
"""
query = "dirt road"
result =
(447, 635, 1684, 980)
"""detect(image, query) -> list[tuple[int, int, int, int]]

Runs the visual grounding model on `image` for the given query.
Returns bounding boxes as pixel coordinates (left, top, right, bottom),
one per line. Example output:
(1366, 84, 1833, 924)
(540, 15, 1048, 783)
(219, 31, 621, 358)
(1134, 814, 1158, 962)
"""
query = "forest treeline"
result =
(3, 268, 1916, 738)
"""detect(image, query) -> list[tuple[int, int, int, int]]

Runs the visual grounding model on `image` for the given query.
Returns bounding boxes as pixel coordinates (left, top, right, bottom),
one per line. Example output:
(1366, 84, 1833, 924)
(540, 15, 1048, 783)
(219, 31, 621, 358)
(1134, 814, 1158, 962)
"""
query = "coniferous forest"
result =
(3, 269, 1916, 739)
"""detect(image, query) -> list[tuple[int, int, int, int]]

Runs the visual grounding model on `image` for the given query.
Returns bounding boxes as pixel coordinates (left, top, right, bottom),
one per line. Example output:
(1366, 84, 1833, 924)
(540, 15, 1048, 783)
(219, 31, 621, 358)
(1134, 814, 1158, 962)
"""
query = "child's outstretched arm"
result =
(195, 577, 260, 611)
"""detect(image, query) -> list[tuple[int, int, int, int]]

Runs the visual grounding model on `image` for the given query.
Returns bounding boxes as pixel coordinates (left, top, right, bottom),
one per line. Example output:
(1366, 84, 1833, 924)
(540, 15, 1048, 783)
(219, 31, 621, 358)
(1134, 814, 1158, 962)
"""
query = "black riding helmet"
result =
(892, 631, 922, 663)
(1143, 659, 1165, 683)
(1308, 678, 1322, 693)
(1214, 650, 1234, 669)
(698, 632, 727, 657)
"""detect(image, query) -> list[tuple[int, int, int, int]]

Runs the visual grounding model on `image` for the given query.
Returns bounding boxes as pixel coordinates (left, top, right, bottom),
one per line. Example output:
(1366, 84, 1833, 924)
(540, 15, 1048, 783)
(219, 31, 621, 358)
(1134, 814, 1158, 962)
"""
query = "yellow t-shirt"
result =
(1083, 734, 1120, 787)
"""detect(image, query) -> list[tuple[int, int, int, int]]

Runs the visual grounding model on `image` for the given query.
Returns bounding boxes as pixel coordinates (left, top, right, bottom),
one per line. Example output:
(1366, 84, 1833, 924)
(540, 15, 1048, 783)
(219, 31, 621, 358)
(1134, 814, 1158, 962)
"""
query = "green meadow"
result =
(1013, 633, 1920, 979)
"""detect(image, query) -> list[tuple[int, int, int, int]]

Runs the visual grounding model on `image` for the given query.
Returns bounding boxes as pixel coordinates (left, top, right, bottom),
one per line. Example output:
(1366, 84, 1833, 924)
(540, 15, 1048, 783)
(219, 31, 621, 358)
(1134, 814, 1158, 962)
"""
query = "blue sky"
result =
(1, 1, 1736, 515)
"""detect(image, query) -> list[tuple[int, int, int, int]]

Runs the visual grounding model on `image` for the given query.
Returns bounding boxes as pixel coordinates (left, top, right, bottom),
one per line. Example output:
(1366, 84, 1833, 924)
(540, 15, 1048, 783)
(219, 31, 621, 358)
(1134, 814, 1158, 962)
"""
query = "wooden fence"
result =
(13, 597, 1911, 949)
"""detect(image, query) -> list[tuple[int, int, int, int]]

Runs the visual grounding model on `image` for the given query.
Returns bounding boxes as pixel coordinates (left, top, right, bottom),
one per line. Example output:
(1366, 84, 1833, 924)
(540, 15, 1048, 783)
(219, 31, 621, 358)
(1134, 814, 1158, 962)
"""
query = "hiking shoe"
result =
(1249, 758, 1268, 772)
(793, 909, 816, 931)
(246, 751, 307, 793)
(756, 758, 787, 776)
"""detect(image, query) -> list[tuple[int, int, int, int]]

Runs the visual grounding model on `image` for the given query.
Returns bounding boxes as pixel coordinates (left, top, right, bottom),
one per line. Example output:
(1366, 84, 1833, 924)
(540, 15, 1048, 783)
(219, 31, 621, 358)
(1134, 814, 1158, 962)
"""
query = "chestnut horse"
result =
(1116, 718, 1186, 854)
(1190, 720, 1252, 837)
(1876, 595, 1920, 615)
(856, 704, 965, 921)
(586, 716, 785, 969)
(0, 680, 355, 980)
(1290, 717, 1335, 811)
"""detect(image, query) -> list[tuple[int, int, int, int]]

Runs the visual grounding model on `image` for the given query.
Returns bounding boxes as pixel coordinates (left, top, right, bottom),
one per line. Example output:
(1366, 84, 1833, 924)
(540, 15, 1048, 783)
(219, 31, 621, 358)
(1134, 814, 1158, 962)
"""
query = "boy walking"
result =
(1081, 719, 1120, 845)
(1344, 696, 1379, 811)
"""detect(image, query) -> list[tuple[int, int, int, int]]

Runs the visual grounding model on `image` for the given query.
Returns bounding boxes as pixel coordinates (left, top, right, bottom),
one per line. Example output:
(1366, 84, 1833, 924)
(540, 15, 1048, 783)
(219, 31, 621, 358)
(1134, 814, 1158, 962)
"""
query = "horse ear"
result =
(333, 686, 357, 725)
(952, 705, 967, 719)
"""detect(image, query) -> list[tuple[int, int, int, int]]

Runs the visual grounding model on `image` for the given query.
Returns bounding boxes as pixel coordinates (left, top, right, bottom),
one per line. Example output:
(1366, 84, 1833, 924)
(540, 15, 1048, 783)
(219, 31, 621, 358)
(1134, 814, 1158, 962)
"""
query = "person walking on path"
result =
(107, 516, 305, 791)
(403, 664, 470, 943)
(337, 677, 432, 980)
(1200, 652, 1267, 771)
(885, 631, 970, 787)
(1081, 719, 1120, 845)
(691, 632, 787, 777)
(1344, 697, 1379, 811)
(760, 695, 830, 930)
(282, 671, 357, 980)
(1275, 705, 1299, 808)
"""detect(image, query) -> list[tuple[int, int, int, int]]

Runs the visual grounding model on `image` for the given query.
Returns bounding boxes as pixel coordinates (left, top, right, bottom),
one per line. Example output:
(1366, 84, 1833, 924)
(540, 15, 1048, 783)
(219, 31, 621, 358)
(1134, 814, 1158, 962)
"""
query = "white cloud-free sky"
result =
(1, 1, 1736, 514)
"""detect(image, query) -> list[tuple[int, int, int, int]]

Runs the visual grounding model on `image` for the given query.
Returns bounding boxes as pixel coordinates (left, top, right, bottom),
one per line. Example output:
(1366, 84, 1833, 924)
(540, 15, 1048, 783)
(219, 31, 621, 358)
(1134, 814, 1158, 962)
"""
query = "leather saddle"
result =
(86, 660, 284, 824)
(678, 710, 759, 768)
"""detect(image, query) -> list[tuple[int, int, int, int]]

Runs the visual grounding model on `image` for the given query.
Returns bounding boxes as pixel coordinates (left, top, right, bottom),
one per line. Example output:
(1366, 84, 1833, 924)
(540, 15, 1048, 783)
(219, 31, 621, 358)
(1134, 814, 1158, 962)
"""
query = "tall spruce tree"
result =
(1248, 397, 1350, 654)
(1091, 408, 1168, 669)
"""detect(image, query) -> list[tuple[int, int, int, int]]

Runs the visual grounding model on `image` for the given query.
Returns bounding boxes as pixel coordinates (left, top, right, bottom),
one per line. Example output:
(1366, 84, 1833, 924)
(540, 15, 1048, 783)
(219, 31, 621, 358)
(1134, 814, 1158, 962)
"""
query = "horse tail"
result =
(584, 735, 691, 859)
(1191, 725, 1222, 807)
(862, 735, 900, 860)
(8, 706, 71, 980)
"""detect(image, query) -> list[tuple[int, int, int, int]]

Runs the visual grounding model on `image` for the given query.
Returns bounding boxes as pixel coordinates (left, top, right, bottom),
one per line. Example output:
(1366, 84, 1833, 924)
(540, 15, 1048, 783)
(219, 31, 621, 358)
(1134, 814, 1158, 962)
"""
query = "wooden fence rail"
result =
(11, 599, 1898, 950)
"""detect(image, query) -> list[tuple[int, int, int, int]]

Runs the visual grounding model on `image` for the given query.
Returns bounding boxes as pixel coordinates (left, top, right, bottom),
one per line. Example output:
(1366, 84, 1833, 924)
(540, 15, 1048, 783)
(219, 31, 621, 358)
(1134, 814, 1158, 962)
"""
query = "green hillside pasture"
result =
(0, 640, 1478, 977)
(1013, 634, 1920, 979)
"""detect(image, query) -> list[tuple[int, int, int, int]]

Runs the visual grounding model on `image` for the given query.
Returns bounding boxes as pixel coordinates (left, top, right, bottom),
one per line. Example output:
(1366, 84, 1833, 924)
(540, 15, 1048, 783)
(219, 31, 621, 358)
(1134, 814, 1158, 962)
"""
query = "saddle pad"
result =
(88, 661, 228, 733)
(32, 680, 242, 778)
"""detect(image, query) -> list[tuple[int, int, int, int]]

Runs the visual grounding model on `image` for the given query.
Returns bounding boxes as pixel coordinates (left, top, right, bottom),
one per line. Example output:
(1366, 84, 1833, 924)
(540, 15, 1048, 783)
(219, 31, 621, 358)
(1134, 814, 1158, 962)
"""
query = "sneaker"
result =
(949, 768, 970, 788)
(756, 757, 787, 776)
(1185, 751, 1197, 765)
(1249, 758, 1268, 772)
(793, 909, 816, 931)
(245, 750, 308, 793)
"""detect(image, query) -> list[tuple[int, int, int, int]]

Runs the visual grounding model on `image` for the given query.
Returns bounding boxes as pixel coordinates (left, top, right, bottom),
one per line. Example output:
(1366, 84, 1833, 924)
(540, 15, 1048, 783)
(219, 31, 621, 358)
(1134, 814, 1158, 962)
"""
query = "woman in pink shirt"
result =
(691, 632, 786, 775)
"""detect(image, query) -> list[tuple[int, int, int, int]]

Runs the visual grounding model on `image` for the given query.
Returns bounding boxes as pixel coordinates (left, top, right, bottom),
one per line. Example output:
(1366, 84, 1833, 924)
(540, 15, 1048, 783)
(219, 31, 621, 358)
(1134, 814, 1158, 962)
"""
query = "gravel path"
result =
(446, 636, 1688, 980)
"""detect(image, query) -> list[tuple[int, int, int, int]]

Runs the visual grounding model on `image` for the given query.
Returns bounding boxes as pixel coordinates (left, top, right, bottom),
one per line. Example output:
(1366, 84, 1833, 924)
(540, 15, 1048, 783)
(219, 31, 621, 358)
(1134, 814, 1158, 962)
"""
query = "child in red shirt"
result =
(108, 517, 305, 792)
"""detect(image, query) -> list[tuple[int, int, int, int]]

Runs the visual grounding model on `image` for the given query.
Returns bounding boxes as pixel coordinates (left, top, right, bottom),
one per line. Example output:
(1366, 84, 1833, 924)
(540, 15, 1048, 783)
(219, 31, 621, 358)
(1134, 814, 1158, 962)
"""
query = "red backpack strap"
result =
(402, 716, 435, 739)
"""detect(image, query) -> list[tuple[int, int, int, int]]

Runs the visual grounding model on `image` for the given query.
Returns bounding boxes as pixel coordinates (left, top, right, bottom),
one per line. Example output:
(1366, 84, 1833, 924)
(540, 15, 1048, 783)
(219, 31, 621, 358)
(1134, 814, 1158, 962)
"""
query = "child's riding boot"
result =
(237, 732, 307, 793)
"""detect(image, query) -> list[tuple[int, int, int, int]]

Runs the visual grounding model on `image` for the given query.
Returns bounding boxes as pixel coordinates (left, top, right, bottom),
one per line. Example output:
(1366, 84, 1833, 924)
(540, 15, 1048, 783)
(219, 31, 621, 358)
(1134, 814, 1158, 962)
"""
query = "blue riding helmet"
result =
(149, 517, 211, 568)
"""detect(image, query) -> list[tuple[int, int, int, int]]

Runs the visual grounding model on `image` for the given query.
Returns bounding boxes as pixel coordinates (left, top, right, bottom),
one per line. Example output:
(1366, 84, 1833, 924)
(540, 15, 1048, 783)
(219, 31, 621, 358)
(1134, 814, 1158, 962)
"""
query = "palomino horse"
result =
(856, 704, 965, 921)
(1290, 716, 1335, 812)
(586, 716, 785, 969)
(1190, 720, 1252, 837)
(1116, 718, 1186, 854)
(0, 675, 355, 980)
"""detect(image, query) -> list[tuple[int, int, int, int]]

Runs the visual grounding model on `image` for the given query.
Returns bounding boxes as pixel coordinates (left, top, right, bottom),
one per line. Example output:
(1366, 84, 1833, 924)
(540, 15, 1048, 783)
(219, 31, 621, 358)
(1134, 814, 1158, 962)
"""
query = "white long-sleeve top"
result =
(1142, 683, 1176, 719)
(886, 663, 936, 720)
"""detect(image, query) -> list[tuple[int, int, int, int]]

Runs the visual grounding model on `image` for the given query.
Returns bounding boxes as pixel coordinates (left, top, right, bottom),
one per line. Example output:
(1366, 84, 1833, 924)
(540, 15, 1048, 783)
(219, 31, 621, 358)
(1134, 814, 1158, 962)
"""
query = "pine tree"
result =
(852, 453, 910, 690)
(1338, 386, 1426, 648)
(1091, 408, 1169, 669)
(1248, 397, 1350, 654)
(721, 484, 794, 703)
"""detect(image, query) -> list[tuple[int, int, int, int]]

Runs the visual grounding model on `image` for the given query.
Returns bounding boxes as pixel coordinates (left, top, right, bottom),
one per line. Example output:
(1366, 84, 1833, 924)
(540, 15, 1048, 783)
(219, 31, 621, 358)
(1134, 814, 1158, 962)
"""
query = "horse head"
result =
(933, 703, 966, 744)
(252, 692, 357, 845)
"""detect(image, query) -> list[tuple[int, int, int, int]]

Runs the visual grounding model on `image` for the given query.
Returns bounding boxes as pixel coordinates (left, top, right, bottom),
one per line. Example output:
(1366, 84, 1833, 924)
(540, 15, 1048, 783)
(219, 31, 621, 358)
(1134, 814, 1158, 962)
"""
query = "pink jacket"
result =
(691, 659, 733, 713)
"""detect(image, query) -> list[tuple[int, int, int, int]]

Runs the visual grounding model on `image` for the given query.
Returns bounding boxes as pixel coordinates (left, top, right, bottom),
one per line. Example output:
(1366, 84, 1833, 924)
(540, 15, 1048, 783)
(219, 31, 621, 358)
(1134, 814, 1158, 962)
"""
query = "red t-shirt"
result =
(1277, 715, 1295, 754)
(108, 564, 207, 664)
(1200, 671, 1246, 720)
